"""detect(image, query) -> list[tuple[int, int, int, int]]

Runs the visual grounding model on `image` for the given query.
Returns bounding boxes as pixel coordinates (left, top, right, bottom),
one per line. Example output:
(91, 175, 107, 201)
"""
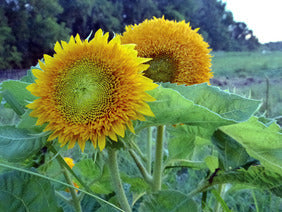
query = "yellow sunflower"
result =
(26, 29, 157, 151)
(120, 17, 212, 85)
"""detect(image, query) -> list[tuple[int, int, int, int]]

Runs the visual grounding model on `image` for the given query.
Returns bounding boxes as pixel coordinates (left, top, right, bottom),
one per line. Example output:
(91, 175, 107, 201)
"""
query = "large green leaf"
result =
(0, 107, 18, 126)
(17, 109, 46, 133)
(139, 84, 260, 134)
(167, 125, 196, 161)
(162, 83, 261, 122)
(73, 159, 114, 194)
(0, 126, 47, 162)
(1, 80, 36, 107)
(210, 166, 282, 198)
(219, 117, 282, 174)
(0, 170, 62, 212)
(139, 190, 198, 212)
(212, 129, 250, 170)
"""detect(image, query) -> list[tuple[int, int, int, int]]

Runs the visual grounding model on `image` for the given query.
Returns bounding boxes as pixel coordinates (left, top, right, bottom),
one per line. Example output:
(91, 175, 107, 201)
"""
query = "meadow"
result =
(211, 51, 282, 120)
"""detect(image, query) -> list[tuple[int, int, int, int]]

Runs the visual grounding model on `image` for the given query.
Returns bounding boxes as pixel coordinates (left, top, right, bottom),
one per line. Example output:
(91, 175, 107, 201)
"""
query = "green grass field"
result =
(211, 51, 282, 119)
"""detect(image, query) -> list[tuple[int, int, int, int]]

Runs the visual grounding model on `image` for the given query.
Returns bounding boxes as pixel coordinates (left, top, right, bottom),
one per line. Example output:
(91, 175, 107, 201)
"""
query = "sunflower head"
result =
(26, 29, 158, 151)
(120, 17, 213, 85)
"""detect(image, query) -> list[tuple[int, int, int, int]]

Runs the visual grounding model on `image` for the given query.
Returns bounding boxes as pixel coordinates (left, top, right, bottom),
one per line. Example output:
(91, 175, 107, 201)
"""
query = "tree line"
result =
(0, 0, 260, 69)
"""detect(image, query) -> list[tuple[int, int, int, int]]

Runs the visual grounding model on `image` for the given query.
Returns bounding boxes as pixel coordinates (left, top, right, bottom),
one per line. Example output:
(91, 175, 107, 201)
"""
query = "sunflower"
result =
(120, 17, 212, 85)
(26, 29, 157, 151)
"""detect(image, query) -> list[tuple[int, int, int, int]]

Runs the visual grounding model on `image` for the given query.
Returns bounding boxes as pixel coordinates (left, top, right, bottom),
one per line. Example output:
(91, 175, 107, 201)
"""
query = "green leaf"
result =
(212, 129, 250, 170)
(139, 84, 260, 136)
(17, 109, 46, 133)
(0, 107, 18, 126)
(1, 89, 25, 115)
(210, 166, 282, 197)
(20, 68, 36, 83)
(211, 189, 231, 212)
(167, 125, 195, 161)
(0, 126, 47, 162)
(219, 117, 282, 174)
(162, 83, 261, 122)
(73, 159, 114, 194)
(139, 190, 198, 212)
(204, 155, 219, 172)
(121, 174, 150, 194)
(1, 80, 36, 107)
(0, 170, 62, 212)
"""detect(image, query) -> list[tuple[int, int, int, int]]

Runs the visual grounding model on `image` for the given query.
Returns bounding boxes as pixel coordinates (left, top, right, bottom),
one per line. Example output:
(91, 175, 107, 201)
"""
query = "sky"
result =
(222, 0, 282, 43)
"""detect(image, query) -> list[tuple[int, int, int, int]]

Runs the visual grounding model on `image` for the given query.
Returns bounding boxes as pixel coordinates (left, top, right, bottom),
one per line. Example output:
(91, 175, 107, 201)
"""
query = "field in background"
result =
(211, 51, 282, 119)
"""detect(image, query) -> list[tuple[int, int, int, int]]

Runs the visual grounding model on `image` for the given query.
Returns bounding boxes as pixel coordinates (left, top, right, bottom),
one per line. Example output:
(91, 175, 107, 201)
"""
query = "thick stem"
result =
(108, 148, 132, 212)
(146, 127, 153, 174)
(152, 125, 165, 192)
(57, 159, 82, 212)
(129, 149, 153, 185)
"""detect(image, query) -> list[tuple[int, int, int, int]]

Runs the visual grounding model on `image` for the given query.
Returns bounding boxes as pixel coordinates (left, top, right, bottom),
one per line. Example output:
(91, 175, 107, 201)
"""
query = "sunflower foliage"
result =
(0, 20, 281, 212)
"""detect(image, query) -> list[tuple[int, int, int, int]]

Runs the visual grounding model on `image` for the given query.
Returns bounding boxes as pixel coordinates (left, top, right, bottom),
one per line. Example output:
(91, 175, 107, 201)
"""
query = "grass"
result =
(211, 51, 282, 78)
(211, 51, 282, 119)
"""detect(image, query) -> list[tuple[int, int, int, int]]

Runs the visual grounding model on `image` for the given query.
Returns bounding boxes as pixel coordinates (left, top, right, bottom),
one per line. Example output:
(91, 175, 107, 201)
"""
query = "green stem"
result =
(129, 139, 147, 162)
(152, 125, 165, 192)
(215, 184, 225, 212)
(108, 148, 132, 212)
(129, 149, 153, 185)
(57, 157, 82, 212)
(252, 190, 259, 212)
(146, 127, 153, 174)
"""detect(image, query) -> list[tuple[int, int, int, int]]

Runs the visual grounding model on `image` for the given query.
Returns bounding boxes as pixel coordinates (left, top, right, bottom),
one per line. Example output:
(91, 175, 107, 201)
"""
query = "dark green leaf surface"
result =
(211, 166, 282, 197)
(219, 117, 282, 174)
(139, 190, 198, 212)
(0, 126, 47, 162)
(73, 159, 114, 194)
(1, 80, 36, 107)
(212, 129, 250, 170)
(0, 170, 62, 212)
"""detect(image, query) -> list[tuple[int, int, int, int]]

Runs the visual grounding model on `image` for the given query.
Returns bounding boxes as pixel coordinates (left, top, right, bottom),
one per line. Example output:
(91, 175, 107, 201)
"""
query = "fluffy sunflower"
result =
(120, 17, 212, 85)
(26, 29, 157, 151)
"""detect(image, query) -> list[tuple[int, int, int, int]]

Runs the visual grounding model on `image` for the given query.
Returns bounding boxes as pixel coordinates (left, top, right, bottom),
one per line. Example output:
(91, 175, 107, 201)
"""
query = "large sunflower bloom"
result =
(26, 29, 157, 151)
(120, 17, 212, 85)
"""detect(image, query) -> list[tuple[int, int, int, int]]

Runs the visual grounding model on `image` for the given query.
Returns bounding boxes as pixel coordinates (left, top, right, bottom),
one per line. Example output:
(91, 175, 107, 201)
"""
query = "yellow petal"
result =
(136, 103, 155, 117)
(108, 130, 118, 141)
(54, 41, 62, 53)
(126, 121, 135, 134)
(112, 123, 125, 137)
(98, 135, 106, 151)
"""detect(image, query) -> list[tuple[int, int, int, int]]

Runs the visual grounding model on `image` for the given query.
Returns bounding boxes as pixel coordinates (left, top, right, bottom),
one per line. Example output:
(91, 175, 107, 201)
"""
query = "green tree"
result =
(3, 0, 70, 68)
(0, 6, 22, 69)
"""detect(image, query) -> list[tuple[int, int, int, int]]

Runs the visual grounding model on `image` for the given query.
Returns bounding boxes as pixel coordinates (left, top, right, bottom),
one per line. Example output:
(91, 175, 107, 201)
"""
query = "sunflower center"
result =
(145, 55, 176, 82)
(55, 61, 113, 123)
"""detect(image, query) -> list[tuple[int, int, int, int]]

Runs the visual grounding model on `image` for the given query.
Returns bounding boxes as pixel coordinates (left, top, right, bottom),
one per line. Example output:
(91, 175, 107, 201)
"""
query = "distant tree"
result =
(0, 6, 22, 69)
(59, 0, 123, 37)
(155, 0, 197, 22)
(229, 22, 259, 51)
(121, 0, 161, 26)
(193, 0, 234, 50)
(3, 0, 70, 68)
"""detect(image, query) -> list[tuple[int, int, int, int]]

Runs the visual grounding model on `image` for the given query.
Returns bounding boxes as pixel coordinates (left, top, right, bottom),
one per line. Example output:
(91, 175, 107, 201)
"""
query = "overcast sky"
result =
(222, 0, 282, 43)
